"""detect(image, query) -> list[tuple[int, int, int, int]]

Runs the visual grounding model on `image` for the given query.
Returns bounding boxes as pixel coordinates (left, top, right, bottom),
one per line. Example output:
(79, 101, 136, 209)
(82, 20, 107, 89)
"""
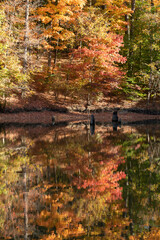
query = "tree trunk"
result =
(48, 50, 52, 71)
(23, 166, 28, 240)
(148, 0, 155, 103)
(54, 38, 59, 66)
(128, 0, 135, 76)
(24, 0, 29, 72)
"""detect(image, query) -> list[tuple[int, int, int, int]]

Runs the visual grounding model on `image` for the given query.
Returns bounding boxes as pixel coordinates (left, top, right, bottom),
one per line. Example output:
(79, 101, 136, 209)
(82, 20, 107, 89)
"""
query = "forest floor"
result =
(0, 92, 160, 124)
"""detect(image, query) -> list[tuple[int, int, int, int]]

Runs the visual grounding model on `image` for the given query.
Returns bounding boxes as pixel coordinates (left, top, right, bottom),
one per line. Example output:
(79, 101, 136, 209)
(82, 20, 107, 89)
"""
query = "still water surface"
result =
(0, 121, 160, 239)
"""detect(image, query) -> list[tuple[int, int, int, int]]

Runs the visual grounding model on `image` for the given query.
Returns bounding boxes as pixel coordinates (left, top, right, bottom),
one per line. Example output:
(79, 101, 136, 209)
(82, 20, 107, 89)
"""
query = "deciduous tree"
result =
(0, 9, 29, 111)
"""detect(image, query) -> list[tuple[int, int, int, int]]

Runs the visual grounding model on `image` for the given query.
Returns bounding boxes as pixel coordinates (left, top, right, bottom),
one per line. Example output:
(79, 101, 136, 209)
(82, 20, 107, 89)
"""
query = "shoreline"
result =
(0, 108, 160, 125)
(1, 106, 160, 115)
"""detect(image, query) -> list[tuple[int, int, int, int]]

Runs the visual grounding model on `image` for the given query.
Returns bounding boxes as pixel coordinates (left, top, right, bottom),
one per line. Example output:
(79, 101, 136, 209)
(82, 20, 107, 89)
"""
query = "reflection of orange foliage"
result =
(41, 224, 85, 240)
(104, 204, 130, 239)
(129, 228, 160, 240)
(37, 190, 85, 239)
(75, 157, 126, 202)
(42, 232, 56, 240)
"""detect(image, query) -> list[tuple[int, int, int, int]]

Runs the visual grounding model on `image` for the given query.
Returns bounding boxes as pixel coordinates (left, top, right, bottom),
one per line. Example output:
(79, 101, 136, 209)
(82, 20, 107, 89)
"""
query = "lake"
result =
(0, 120, 160, 239)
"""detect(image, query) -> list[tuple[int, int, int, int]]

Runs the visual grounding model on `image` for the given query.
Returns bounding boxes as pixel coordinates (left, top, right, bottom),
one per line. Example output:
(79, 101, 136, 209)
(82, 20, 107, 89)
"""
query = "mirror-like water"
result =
(0, 122, 160, 239)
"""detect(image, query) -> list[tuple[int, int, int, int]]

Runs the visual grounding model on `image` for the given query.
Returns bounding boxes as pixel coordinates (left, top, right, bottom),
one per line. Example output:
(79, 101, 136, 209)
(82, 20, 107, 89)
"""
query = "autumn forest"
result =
(0, 0, 159, 110)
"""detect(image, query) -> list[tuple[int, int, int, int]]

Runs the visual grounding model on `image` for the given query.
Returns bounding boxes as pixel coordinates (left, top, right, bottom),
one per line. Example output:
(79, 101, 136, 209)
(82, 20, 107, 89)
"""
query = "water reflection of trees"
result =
(29, 126, 127, 239)
(117, 124, 160, 239)
(0, 123, 159, 239)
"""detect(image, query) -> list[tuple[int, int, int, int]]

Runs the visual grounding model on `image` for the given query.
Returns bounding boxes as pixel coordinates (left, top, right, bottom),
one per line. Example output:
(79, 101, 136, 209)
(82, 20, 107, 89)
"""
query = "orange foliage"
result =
(37, 0, 86, 50)
(95, 0, 132, 31)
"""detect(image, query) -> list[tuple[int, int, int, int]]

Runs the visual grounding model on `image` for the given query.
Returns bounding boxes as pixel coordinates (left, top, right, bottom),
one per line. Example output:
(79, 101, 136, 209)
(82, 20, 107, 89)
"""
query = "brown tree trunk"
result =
(148, 0, 155, 103)
(23, 166, 28, 240)
(128, 0, 135, 76)
(54, 38, 59, 66)
(48, 50, 52, 71)
(24, 0, 29, 72)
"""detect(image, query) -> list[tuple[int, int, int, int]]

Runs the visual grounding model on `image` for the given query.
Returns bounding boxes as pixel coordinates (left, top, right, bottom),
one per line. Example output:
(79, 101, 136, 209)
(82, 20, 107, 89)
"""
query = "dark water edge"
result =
(1, 106, 160, 115)
(0, 118, 160, 128)
(0, 107, 68, 114)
